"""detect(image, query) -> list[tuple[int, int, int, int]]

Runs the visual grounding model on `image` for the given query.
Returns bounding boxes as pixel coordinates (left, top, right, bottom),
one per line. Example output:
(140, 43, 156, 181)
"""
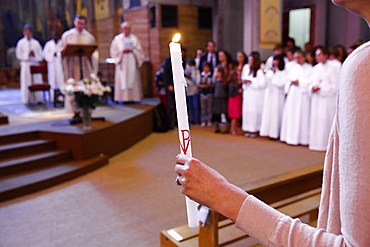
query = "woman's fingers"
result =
(176, 153, 192, 165)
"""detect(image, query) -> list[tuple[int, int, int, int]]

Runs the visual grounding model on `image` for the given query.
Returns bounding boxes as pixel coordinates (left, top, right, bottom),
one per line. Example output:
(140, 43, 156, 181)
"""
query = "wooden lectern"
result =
(62, 44, 97, 79)
(63, 44, 105, 125)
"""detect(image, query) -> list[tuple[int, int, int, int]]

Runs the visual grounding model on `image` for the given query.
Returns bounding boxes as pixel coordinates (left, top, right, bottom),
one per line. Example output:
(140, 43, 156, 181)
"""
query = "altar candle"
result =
(169, 33, 199, 228)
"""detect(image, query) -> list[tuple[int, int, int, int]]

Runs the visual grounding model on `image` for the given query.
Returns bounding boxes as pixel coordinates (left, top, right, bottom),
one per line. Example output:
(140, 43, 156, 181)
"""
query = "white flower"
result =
(90, 83, 102, 95)
(69, 75, 112, 109)
(66, 78, 76, 85)
(84, 88, 92, 96)
(76, 83, 85, 92)
(64, 83, 77, 96)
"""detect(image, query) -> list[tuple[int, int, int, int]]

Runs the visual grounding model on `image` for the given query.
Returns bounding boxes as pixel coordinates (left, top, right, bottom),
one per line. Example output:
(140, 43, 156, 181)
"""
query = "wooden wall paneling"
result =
(158, 5, 212, 65)
(123, 7, 150, 60)
(88, 15, 122, 62)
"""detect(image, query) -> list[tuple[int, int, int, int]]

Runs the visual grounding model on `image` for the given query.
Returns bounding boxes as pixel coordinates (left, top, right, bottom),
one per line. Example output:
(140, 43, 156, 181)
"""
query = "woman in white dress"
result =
(280, 50, 313, 145)
(241, 51, 266, 137)
(260, 54, 288, 139)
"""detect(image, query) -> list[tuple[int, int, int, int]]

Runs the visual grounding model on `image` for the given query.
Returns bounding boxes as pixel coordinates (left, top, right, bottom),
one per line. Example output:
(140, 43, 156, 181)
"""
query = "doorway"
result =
(283, 6, 315, 51)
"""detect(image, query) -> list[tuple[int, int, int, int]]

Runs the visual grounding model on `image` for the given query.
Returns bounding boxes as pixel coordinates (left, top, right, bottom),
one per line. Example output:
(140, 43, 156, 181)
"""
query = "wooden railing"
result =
(161, 163, 323, 247)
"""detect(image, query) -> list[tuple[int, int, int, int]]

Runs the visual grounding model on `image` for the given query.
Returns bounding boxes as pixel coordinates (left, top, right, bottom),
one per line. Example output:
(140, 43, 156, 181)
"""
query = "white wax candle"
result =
(169, 34, 199, 228)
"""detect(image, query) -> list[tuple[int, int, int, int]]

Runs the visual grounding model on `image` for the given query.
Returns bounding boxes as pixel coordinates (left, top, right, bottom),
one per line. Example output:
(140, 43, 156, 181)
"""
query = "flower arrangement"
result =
(65, 73, 111, 110)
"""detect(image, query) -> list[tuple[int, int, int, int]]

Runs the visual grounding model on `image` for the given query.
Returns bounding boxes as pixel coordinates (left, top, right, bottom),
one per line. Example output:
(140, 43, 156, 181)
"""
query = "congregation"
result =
(14, 12, 363, 152)
(157, 38, 364, 152)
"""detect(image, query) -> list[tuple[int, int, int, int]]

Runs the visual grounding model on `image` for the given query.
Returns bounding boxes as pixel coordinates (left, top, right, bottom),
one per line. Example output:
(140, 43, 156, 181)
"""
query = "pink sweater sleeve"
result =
(236, 195, 345, 246)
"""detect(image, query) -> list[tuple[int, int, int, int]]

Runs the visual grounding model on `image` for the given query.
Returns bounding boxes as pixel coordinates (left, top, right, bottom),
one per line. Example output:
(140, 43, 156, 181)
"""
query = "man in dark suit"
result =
(162, 46, 187, 129)
(198, 40, 218, 74)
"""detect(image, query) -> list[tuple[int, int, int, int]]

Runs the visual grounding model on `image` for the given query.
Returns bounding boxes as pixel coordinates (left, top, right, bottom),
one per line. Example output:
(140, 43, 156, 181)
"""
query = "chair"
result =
(28, 64, 51, 105)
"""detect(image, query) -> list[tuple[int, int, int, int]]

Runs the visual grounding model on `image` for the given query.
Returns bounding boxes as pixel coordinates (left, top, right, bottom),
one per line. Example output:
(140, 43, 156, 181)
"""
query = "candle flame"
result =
(172, 33, 181, 43)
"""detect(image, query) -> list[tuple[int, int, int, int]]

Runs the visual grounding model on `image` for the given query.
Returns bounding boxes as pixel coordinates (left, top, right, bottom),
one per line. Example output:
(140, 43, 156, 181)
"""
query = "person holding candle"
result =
(175, 0, 370, 245)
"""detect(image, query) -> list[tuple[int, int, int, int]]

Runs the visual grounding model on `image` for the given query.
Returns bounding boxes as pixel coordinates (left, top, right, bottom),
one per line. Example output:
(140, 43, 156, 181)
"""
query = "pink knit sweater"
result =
(236, 42, 370, 246)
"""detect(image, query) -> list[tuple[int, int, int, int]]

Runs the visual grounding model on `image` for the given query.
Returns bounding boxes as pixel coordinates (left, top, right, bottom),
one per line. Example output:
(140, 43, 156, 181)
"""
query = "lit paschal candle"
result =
(169, 33, 199, 228)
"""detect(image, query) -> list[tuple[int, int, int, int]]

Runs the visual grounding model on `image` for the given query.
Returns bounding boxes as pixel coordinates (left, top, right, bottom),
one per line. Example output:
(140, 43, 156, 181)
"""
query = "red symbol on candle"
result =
(180, 129, 191, 154)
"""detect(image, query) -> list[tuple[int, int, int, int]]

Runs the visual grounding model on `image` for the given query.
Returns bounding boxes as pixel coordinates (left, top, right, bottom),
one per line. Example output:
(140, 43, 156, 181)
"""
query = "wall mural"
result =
(260, 0, 281, 49)
(94, 0, 110, 20)
(1, 0, 123, 67)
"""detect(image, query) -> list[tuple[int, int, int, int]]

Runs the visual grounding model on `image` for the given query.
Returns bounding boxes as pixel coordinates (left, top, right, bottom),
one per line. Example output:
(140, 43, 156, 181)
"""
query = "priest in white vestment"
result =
(43, 31, 64, 101)
(61, 15, 99, 113)
(280, 51, 313, 145)
(61, 15, 98, 80)
(308, 47, 338, 151)
(110, 21, 145, 103)
(15, 24, 43, 104)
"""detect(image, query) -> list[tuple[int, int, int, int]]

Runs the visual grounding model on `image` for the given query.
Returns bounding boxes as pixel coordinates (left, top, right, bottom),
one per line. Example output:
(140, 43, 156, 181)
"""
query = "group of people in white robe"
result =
(241, 46, 340, 151)
(15, 17, 98, 109)
(15, 17, 145, 114)
(169, 42, 343, 152)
